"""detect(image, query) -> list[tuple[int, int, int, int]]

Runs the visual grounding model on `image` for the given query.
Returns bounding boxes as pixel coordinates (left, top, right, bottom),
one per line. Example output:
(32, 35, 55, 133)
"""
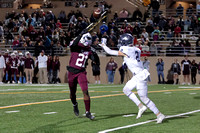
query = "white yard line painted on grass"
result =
(98, 109, 200, 133)
(179, 86, 200, 89)
(164, 92, 172, 94)
(5, 110, 20, 113)
(189, 93, 197, 95)
(43, 112, 57, 115)
(122, 114, 136, 117)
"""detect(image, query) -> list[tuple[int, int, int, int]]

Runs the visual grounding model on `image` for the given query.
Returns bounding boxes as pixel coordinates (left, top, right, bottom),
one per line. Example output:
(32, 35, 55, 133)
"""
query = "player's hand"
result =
(98, 43, 105, 47)
(101, 38, 107, 45)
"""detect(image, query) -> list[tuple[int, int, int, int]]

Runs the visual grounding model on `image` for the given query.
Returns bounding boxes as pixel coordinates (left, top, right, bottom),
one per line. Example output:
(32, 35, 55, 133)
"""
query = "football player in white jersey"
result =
(99, 33, 165, 123)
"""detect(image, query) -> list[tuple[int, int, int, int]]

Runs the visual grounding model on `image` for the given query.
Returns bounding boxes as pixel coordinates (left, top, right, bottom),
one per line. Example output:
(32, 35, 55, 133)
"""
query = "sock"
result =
(70, 95, 77, 105)
(98, 80, 101, 84)
(128, 93, 141, 106)
(95, 80, 97, 84)
(146, 100, 159, 115)
(84, 99, 90, 112)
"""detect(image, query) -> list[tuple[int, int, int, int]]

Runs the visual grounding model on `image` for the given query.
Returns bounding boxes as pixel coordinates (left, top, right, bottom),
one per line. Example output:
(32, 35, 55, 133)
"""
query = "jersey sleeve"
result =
(119, 46, 129, 55)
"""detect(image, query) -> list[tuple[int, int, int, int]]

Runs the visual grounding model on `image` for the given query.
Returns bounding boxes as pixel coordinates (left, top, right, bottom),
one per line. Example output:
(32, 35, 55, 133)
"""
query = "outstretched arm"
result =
(99, 40, 127, 57)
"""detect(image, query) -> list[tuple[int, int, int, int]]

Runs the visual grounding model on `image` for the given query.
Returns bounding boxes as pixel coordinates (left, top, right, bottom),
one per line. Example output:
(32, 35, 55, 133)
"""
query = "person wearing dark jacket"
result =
(171, 59, 181, 84)
(190, 59, 198, 85)
(91, 52, 100, 84)
(148, 0, 160, 16)
(132, 8, 143, 21)
(52, 56, 60, 84)
(156, 58, 165, 84)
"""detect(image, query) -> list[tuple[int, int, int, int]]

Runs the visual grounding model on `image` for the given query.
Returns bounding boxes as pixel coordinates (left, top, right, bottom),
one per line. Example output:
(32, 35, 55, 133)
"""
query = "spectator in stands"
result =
(186, 4, 194, 17)
(132, 22, 141, 38)
(24, 52, 34, 84)
(151, 26, 161, 41)
(166, 29, 174, 40)
(191, 59, 198, 85)
(196, 35, 200, 56)
(132, 8, 143, 22)
(119, 8, 129, 20)
(56, 20, 62, 29)
(176, 4, 184, 16)
(142, 41, 150, 56)
(149, 0, 160, 16)
(158, 15, 167, 31)
(156, 58, 165, 84)
(0, 51, 5, 84)
(13, 37, 20, 48)
(145, 22, 154, 35)
(141, 29, 149, 39)
(58, 11, 66, 23)
(55, 42, 64, 55)
(181, 55, 191, 85)
(105, 57, 118, 84)
(150, 42, 157, 56)
(184, 17, 191, 31)
(100, 22, 108, 35)
(171, 59, 181, 85)
(197, 1, 200, 15)
(176, 16, 184, 31)
(38, 50, 48, 84)
(174, 25, 181, 40)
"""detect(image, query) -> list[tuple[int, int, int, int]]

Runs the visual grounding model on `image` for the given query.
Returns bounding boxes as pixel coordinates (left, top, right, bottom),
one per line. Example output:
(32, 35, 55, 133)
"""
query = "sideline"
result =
(1, 88, 200, 110)
(98, 109, 200, 133)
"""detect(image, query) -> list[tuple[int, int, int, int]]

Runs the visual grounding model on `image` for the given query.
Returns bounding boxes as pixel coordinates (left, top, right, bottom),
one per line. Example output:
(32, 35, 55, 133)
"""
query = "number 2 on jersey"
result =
(75, 53, 88, 67)
(135, 51, 140, 62)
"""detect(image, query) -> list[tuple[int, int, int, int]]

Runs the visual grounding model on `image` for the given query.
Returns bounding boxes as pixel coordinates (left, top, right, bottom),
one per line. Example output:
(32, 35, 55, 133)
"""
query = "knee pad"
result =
(140, 96, 150, 105)
(123, 87, 132, 96)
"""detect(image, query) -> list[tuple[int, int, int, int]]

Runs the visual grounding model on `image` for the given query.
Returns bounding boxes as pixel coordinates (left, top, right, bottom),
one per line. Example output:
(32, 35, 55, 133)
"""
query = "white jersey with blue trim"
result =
(119, 46, 144, 75)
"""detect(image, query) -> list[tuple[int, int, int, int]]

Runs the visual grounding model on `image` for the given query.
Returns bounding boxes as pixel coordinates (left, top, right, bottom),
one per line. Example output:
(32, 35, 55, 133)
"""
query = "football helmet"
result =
(80, 33, 92, 46)
(118, 33, 134, 47)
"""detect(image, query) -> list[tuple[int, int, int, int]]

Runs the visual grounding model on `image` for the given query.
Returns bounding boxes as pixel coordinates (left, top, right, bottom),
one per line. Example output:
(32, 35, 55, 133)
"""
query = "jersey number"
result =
(75, 53, 88, 67)
(135, 51, 140, 62)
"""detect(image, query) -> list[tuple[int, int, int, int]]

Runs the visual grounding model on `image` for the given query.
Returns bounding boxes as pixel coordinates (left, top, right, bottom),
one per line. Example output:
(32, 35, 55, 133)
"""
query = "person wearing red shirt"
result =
(174, 25, 181, 40)
(56, 20, 62, 29)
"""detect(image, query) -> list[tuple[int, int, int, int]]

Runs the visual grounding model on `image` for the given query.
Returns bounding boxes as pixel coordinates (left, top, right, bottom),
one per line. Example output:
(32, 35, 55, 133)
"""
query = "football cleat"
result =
(136, 105, 147, 119)
(157, 113, 165, 124)
(73, 103, 79, 116)
(86, 111, 95, 120)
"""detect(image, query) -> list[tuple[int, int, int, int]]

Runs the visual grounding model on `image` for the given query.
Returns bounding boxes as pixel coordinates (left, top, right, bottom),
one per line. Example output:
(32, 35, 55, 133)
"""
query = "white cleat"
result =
(12, 81, 15, 84)
(18, 81, 21, 84)
(157, 114, 165, 124)
(136, 105, 147, 119)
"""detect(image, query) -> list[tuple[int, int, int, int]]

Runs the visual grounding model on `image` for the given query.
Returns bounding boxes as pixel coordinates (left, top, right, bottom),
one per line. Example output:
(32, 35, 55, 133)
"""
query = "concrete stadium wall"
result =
(58, 56, 200, 85)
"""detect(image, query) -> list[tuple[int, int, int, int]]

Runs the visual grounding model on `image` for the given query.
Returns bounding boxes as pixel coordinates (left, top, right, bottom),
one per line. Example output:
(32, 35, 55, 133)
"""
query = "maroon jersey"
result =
(25, 57, 34, 69)
(69, 43, 92, 71)
(52, 60, 60, 71)
(18, 57, 26, 67)
(9, 58, 19, 69)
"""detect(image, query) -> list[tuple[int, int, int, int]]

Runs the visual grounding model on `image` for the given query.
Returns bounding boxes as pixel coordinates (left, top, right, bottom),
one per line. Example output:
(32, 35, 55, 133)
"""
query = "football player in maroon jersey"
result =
(10, 53, 20, 84)
(3, 50, 11, 83)
(67, 33, 96, 120)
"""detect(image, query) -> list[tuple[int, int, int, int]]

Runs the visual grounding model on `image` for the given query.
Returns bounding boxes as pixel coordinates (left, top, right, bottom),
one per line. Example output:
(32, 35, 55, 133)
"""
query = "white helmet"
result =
(79, 33, 92, 46)
(19, 53, 23, 57)
(11, 53, 16, 58)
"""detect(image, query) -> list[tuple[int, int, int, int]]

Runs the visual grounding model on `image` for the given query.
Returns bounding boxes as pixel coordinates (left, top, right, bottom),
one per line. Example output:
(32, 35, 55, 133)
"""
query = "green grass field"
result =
(0, 84, 200, 133)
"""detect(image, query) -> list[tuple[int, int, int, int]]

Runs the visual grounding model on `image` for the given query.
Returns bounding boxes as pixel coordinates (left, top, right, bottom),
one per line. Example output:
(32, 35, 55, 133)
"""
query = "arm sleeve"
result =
(102, 45, 118, 56)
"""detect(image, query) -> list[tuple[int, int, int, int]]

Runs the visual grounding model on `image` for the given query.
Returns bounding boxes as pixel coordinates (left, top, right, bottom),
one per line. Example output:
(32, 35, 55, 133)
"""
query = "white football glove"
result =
(101, 38, 107, 45)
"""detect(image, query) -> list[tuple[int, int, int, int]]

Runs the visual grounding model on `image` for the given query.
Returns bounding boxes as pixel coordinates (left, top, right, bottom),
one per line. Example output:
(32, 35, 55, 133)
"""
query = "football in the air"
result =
(93, 8, 101, 19)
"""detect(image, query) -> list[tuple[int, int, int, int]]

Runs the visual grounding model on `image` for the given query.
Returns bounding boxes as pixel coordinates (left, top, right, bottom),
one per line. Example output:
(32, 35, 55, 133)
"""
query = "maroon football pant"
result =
(68, 71, 90, 112)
